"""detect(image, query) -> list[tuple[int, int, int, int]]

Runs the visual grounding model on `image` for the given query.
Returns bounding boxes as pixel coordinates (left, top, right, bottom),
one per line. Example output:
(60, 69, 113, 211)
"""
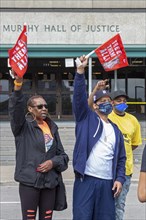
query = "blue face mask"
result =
(115, 103, 128, 112)
(98, 102, 113, 115)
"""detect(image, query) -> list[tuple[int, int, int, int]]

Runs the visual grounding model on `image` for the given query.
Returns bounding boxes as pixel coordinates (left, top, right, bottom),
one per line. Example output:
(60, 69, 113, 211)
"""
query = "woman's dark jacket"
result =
(9, 89, 69, 190)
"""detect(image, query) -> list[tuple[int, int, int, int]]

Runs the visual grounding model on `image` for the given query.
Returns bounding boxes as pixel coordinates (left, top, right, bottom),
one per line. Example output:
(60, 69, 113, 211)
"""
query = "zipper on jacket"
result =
(93, 117, 100, 138)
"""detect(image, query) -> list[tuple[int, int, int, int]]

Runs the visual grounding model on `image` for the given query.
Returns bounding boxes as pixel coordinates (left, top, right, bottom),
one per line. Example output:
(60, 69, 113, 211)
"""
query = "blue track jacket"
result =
(73, 73, 126, 185)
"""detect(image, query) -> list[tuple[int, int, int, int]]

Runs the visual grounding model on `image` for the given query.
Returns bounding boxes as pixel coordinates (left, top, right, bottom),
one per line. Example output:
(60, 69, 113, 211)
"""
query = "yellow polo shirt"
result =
(109, 111, 142, 175)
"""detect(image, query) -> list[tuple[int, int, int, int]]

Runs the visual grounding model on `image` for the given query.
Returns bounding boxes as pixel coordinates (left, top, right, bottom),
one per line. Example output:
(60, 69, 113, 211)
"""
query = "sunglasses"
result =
(31, 104, 48, 109)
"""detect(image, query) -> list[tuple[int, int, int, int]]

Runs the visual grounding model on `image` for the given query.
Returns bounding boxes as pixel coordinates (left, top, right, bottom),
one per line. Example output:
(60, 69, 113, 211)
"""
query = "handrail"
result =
(127, 102, 146, 104)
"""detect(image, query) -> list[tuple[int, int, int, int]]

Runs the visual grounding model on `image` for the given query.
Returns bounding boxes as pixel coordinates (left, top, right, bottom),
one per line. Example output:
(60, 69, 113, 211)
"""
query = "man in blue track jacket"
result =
(72, 56, 126, 220)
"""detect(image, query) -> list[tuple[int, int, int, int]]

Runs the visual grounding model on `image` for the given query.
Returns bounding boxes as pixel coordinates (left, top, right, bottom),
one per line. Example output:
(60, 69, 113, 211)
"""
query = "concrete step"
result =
(0, 122, 75, 165)
(0, 121, 145, 166)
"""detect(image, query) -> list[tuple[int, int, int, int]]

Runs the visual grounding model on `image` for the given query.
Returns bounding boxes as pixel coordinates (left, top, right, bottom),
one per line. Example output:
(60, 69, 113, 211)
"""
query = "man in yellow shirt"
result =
(88, 88, 142, 220)
(108, 90, 142, 220)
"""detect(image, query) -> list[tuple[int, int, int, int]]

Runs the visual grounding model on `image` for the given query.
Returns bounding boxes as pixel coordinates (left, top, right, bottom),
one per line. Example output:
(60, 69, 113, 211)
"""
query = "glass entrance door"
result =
(36, 72, 58, 117)
(0, 57, 145, 121)
(35, 63, 74, 120)
(36, 72, 74, 120)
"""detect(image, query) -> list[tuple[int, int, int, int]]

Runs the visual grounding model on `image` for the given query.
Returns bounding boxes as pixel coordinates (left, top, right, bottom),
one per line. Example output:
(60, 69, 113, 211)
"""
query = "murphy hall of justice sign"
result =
(0, 12, 145, 44)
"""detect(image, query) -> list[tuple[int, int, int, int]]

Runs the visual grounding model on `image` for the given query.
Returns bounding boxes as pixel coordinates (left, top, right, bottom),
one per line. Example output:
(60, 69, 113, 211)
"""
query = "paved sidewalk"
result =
(0, 163, 144, 220)
(0, 163, 141, 185)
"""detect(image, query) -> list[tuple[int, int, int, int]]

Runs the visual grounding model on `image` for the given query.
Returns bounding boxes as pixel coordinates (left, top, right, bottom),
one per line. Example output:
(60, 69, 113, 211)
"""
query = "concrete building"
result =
(0, 0, 146, 120)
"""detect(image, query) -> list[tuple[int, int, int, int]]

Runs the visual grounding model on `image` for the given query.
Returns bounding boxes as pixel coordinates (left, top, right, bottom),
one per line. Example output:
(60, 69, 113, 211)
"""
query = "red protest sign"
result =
(95, 34, 129, 71)
(8, 25, 28, 78)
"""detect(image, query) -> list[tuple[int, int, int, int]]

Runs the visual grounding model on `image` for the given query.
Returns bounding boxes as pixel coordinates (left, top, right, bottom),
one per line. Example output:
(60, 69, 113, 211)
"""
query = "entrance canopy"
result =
(0, 44, 146, 58)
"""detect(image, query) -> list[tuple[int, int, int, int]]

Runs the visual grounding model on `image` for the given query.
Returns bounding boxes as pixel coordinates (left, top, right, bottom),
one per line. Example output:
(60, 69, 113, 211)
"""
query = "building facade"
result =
(0, 0, 146, 120)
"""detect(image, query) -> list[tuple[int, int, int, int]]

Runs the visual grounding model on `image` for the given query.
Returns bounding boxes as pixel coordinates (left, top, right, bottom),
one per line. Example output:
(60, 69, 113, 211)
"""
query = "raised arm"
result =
(13, 71, 23, 91)
(73, 56, 89, 122)
(8, 71, 25, 136)
(88, 79, 109, 109)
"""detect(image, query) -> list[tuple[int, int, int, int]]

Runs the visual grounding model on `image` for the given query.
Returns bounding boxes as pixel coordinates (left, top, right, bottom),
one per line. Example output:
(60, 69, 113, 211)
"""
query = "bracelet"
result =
(14, 80, 23, 87)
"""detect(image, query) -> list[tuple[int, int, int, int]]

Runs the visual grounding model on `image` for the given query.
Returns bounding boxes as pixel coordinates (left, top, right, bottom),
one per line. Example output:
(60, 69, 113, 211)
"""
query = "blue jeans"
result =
(115, 175, 131, 220)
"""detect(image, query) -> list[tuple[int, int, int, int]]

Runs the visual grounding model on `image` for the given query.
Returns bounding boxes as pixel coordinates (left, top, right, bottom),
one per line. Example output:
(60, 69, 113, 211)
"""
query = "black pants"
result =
(19, 183, 56, 220)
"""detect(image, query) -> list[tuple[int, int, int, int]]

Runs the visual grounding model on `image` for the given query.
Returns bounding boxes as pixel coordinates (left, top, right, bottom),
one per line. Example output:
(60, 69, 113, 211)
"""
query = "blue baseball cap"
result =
(93, 90, 111, 103)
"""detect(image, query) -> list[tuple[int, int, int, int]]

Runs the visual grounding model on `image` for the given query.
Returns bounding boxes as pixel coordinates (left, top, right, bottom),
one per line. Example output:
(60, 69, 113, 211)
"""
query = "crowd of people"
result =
(9, 56, 145, 220)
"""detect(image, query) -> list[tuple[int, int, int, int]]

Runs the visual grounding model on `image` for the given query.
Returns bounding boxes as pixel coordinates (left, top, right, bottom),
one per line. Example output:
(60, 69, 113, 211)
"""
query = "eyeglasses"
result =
(31, 104, 48, 109)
